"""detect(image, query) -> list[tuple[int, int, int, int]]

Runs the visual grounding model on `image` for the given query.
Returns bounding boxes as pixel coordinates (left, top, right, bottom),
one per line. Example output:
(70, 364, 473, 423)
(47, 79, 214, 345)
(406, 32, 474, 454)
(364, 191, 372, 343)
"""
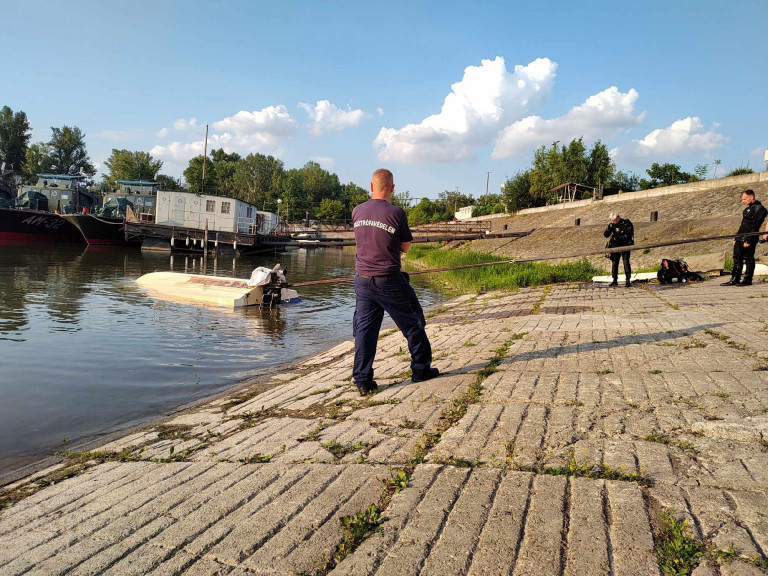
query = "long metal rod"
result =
(289, 230, 766, 288)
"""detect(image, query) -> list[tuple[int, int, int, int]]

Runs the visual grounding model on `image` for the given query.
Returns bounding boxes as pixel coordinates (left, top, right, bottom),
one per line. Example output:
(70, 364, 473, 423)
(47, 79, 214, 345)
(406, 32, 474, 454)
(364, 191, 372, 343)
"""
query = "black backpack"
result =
(657, 259, 704, 284)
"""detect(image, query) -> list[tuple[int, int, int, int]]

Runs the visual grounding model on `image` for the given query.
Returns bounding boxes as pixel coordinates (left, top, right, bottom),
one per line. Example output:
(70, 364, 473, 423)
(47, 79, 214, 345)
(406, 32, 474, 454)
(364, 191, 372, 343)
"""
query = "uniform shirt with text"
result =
(352, 199, 413, 277)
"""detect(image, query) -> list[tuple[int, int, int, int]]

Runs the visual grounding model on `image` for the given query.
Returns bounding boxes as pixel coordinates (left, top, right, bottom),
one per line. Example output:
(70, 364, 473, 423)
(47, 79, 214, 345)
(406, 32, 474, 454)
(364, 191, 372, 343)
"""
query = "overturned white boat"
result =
(136, 265, 300, 308)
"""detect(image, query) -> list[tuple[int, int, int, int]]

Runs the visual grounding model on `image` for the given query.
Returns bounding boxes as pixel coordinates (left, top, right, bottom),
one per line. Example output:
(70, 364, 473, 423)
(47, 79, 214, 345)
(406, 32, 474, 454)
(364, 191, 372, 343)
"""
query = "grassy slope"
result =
(405, 244, 601, 293)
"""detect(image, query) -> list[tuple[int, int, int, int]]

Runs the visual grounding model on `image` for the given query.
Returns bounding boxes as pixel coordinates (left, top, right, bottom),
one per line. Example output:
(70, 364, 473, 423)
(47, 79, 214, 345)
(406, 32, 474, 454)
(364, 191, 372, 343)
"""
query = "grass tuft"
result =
(656, 510, 704, 576)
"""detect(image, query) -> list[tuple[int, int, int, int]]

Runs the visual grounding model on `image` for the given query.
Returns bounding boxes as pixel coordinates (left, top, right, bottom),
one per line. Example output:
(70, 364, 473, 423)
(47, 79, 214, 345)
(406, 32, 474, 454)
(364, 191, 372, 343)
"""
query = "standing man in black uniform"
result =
(603, 211, 634, 287)
(351, 169, 439, 396)
(721, 189, 768, 286)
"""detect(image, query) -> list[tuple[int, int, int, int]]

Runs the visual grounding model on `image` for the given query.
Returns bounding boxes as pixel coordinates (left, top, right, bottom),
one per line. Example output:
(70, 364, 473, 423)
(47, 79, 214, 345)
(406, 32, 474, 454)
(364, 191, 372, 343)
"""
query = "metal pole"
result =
(201, 124, 209, 195)
(485, 172, 490, 199)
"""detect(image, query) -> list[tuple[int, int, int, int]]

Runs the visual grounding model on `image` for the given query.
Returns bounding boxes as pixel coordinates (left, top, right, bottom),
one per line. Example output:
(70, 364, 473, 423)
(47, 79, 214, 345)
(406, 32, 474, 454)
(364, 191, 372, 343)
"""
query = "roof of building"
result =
(38, 174, 86, 180)
(117, 180, 158, 185)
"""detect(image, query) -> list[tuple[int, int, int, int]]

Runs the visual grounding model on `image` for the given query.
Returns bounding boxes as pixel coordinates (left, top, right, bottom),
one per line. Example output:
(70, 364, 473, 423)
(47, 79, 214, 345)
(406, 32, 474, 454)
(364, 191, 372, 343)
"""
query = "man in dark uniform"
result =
(721, 189, 768, 287)
(351, 169, 439, 396)
(603, 211, 634, 287)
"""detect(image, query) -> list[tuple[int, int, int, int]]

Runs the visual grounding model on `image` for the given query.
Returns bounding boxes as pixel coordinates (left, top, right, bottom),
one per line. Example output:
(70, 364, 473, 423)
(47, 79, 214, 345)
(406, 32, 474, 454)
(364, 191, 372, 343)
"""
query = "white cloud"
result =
(749, 146, 767, 158)
(311, 156, 335, 170)
(173, 118, 198, 131)
(299, 100, 366, 136)
(156, 127, 169, 138)
(151, 106, 297, 167)
(492, 87, 644, 159)
(377, 108, 384, 117)
(374, 56, 558, 163)
(617, 117, 727, 159)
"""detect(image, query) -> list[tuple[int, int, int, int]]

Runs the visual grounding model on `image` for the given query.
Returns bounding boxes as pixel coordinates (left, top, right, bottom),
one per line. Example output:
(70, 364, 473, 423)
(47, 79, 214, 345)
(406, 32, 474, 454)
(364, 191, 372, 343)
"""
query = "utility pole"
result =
(201, 124, 209, 195)
(455, 186, 459, 216)
(485, 172, 490, 199)
(713, 159, 721, 180)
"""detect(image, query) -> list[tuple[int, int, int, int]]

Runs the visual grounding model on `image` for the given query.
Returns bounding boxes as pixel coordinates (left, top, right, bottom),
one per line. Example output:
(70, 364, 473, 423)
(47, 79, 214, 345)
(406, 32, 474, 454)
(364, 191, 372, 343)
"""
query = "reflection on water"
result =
(0, 245, 443, 475)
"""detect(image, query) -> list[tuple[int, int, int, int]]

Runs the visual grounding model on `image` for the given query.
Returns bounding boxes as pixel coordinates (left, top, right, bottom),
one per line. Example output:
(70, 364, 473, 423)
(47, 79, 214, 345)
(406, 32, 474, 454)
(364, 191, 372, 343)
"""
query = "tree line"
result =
(0, 104, 756, 221)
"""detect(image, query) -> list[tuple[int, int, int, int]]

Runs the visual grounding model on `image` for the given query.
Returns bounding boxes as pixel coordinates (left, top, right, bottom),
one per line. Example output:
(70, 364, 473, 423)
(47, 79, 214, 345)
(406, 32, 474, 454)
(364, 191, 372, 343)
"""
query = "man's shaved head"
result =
(371, 169, 394, 199)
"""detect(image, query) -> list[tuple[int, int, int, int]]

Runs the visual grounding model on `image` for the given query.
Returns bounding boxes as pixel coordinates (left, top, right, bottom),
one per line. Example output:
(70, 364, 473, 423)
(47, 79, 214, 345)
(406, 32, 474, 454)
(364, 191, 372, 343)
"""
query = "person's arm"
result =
(603, 225, 613, 238)
(401, 241, 411, 254)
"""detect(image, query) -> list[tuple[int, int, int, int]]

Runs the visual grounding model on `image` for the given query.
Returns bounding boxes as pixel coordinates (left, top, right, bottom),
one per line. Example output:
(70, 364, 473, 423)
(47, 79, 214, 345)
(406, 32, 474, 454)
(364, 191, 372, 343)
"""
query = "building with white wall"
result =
(155, 191, 279, 234)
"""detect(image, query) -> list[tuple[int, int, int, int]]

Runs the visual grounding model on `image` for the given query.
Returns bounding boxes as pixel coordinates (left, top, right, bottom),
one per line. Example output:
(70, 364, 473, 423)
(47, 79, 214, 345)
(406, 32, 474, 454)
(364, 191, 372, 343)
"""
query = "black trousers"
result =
(731, 241, 757, 281)
(353, 273, 432, 387)
(610, 251, 631, 281)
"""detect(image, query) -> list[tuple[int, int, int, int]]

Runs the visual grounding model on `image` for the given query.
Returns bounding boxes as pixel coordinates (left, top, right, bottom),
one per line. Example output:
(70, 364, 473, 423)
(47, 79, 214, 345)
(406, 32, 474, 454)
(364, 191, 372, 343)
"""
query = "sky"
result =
(3, 0, 767, 200)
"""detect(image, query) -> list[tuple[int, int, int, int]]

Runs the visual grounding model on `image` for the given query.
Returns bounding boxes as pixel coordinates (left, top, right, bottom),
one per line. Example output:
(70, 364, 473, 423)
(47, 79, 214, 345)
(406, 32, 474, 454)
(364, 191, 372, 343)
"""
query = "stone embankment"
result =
(471, 181, 768, 272)
(2, 278, 768, 574)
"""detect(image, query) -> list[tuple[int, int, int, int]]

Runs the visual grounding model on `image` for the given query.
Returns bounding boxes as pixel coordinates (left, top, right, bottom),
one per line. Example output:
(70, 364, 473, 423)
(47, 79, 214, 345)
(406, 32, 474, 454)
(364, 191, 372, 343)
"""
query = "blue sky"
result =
(4, 0, 767, 199)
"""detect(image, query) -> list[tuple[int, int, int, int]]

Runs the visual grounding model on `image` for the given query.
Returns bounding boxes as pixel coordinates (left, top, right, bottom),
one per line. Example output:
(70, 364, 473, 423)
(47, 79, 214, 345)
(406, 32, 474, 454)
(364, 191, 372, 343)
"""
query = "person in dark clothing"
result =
(603, 211, 634, 287)
(351, 169, 439, 396)
(721, 189, 768, 287)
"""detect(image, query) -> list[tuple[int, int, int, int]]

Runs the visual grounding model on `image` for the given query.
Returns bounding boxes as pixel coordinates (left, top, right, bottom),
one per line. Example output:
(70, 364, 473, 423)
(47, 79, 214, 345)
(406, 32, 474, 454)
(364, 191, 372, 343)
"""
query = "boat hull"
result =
(0, 208, 84, 245)
(136, 271, 299, 308)
(61, 214, 140, 246)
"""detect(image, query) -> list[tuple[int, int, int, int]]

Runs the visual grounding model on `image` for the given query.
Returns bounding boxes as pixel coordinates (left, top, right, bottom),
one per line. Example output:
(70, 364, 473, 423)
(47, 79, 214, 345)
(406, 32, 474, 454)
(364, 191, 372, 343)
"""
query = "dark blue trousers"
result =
(353, 273, 432, 387)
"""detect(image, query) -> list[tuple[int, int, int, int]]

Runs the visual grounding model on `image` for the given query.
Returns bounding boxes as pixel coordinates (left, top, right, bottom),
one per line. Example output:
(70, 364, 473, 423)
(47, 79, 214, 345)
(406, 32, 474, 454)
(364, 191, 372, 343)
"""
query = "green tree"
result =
(233, 153, 284, 207)
(299, 161, 341, 216)
(155, 174, 182, 191)
(586, 140, 615, 189)
(606, 170, 640, 195)
(0, 106, 32, 177)
(529, 144, 560, 203)
(694, 163, 709, 180)
(391, 189, 414, 211)
(102, 149, 163, 189)
(408, 198, 440, 226)
(22, 142, 54, 181)
(502, 170, 535, 212)
(639, 163, 696, 189)
(47, 126, 96, 176)
(183, 155, 218, 195)
(726, 167, 753, 176)
(562, 138, 589, 184)
(210, 149, 241, 197)
(315, 198, 345, 221)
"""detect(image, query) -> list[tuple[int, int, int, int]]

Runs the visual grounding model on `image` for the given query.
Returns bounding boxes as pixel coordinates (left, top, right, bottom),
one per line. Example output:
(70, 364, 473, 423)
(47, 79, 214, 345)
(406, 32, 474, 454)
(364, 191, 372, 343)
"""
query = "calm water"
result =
(0, 245, 443, 476)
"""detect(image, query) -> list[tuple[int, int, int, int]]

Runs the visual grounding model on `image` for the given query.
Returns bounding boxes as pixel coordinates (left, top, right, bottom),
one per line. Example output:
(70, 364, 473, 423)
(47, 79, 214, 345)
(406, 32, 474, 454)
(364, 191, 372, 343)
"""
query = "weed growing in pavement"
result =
(704, 329, 749, 351)
(240, 453, 273, 464)
(399, 418, 423, 429)
(682, 338, 707, 349)
(596, 368, 613, 375)
(564, 399, 584, 407)
(431, 456, 480, 467)
(674, 440, 697, 455)
(382, 469, 409, 493)
(463, 339, 477, 347)
(655, 510, 704, 576)
(321, 440, 367, 460)
(517, 451, 653, 486)
(710, 391, 730, 399)
(753, 359, 768, 371)
(645, 432, 670, 444)
(394, 346, 405, 356)
(153, 445, 190, 463)
(425, 306, 448, 319)
(650, 369, 663, 374)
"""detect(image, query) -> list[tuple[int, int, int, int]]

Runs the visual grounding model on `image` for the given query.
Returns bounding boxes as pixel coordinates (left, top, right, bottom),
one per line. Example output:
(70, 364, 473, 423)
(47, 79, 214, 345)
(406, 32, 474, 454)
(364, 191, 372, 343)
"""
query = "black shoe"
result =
(721, 278, 739, 286)
(735, 280, 753, 287)
(625, 281, 631, 287)
(412, 367, 440, 382)
(356, 381, 378, 396)
(608, 280, 618, 287)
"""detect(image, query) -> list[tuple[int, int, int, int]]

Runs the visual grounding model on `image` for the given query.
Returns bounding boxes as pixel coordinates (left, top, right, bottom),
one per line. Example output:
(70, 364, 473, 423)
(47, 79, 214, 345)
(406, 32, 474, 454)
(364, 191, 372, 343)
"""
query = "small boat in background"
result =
(136, 265, 300, 308)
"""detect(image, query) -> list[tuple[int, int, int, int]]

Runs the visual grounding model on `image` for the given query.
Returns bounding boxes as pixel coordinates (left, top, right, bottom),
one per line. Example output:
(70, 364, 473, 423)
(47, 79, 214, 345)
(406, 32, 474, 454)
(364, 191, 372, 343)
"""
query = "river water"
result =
(0, 245, 443, 477)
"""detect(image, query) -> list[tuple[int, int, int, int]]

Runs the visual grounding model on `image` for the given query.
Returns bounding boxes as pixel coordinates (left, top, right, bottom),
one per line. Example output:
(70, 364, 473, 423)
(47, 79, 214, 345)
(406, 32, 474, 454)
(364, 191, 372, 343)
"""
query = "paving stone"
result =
(5, 277, 768, 575)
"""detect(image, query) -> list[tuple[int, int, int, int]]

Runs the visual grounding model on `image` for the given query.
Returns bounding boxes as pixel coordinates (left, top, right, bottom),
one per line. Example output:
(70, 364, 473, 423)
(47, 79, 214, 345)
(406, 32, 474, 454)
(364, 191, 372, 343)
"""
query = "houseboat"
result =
(0, 174, 95, 244)
(63, 180, 158, 246)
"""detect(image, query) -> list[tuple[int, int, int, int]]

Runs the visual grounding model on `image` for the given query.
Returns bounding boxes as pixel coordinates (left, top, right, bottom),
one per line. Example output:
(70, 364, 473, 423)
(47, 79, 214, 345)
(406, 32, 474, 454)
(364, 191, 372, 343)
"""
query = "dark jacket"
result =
(604, 217, 634, 249)
(736, 200, 768, 245)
